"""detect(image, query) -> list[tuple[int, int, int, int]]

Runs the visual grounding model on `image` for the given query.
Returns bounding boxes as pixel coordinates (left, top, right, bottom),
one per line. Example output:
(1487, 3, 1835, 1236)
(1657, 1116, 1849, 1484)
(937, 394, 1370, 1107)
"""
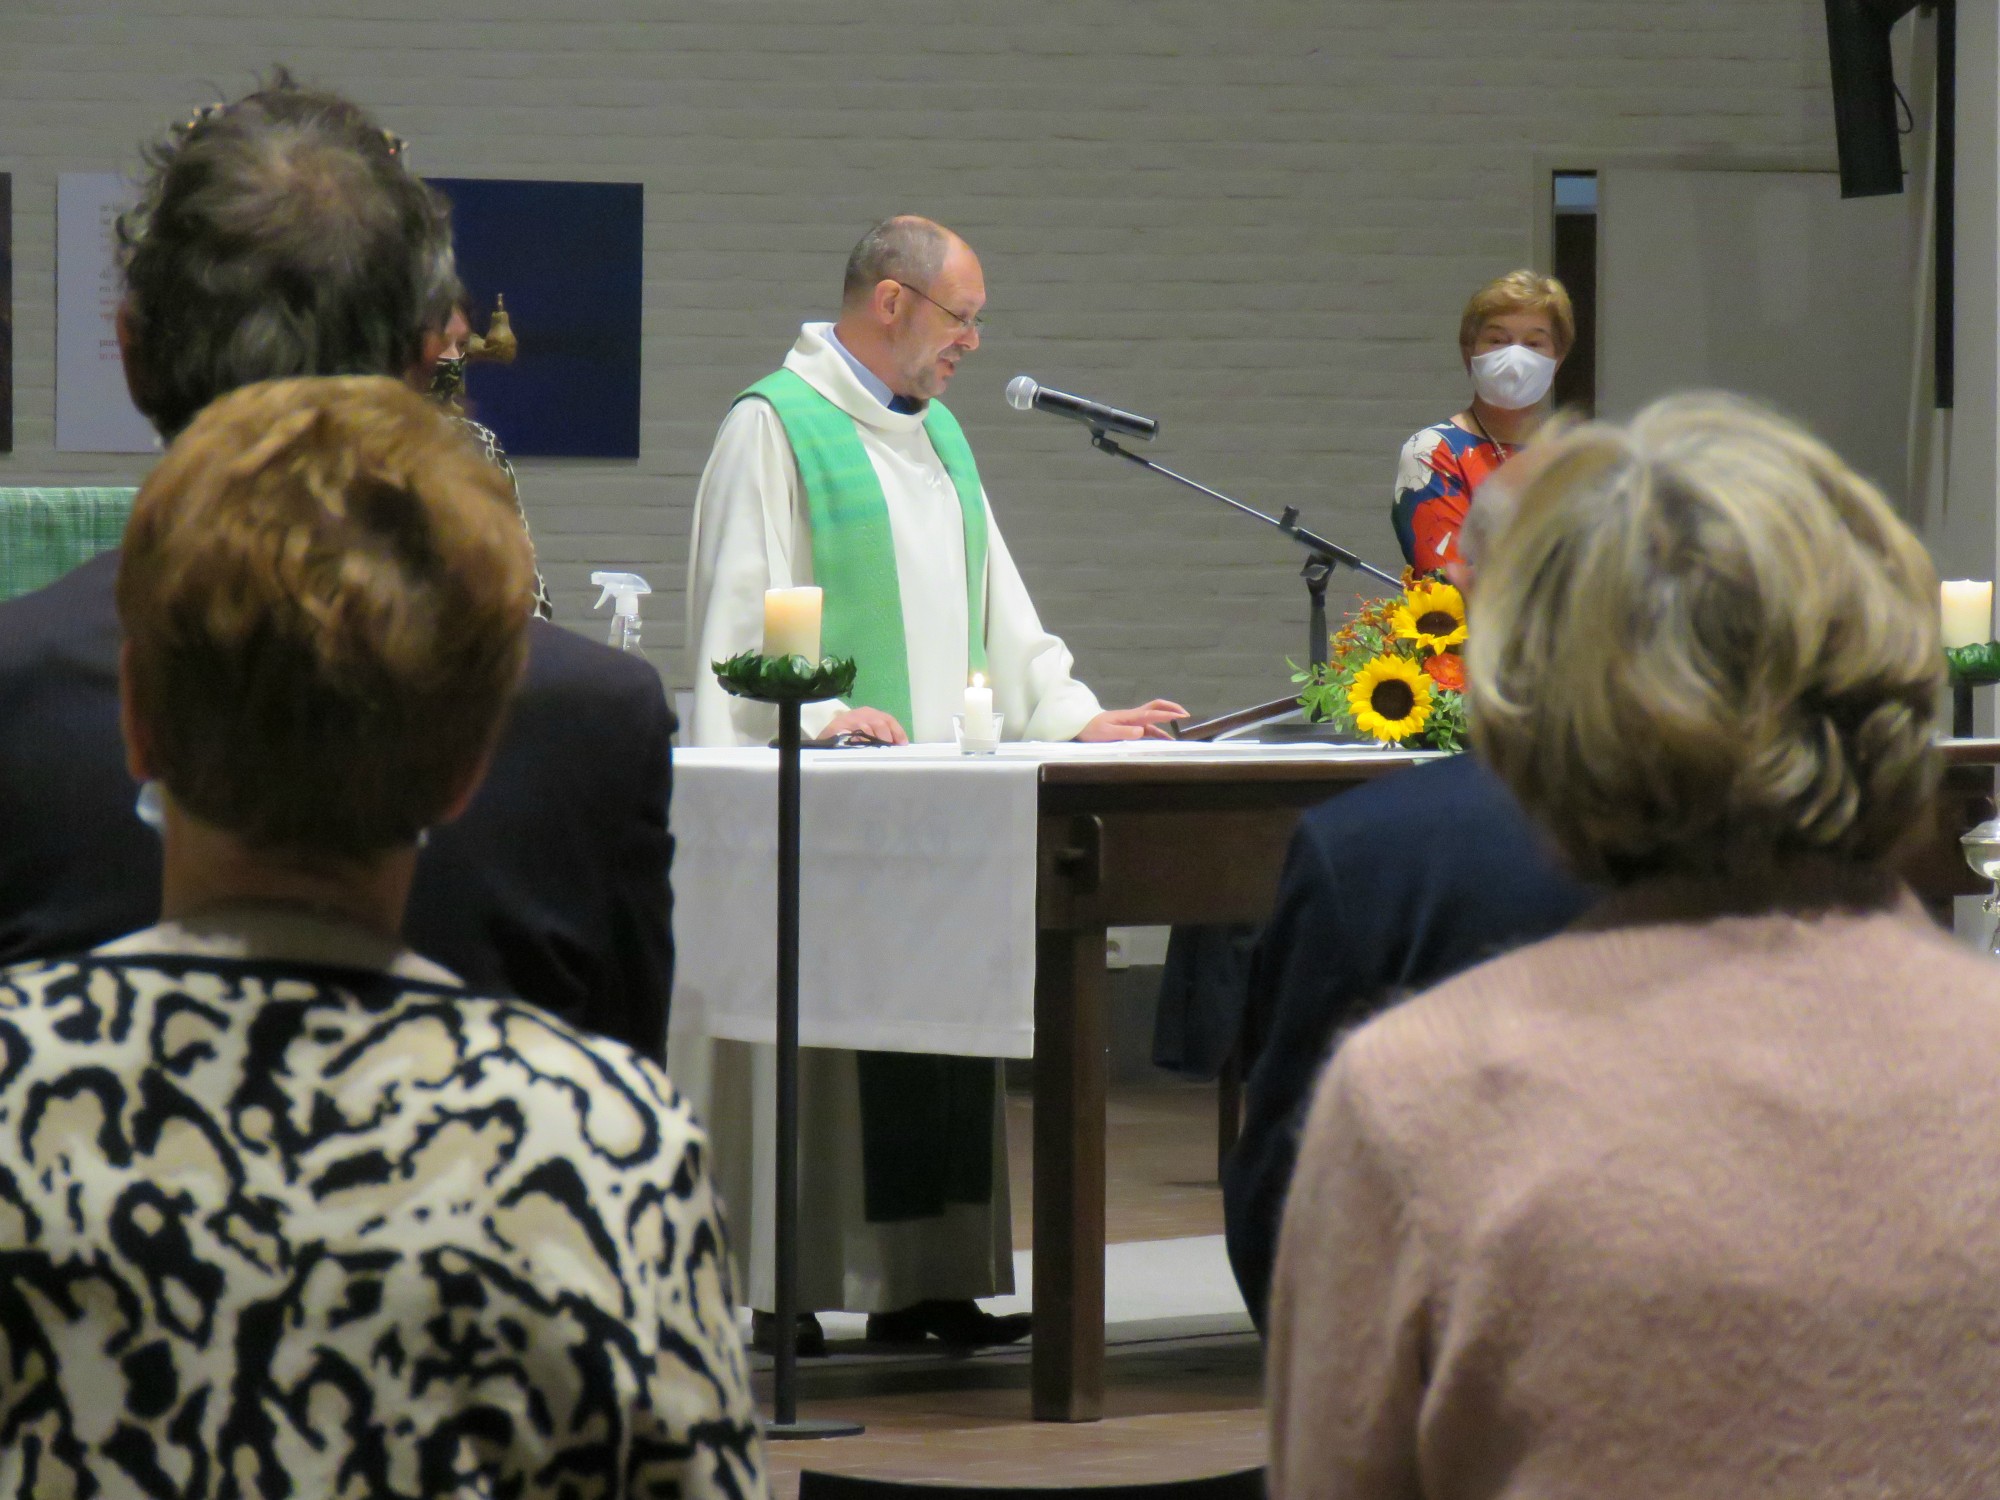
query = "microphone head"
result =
(1005, 375, 1038, 411)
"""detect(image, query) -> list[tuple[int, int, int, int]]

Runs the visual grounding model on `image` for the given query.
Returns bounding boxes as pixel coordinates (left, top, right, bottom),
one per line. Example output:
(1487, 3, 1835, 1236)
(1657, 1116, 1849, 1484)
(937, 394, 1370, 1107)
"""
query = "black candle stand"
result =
(714, 650, 863, 1440)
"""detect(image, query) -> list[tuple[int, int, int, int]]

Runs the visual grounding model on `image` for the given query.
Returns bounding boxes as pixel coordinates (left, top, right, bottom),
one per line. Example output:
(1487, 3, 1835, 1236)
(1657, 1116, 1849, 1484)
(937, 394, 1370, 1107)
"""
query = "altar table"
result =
(673, 738, 2000, 1422)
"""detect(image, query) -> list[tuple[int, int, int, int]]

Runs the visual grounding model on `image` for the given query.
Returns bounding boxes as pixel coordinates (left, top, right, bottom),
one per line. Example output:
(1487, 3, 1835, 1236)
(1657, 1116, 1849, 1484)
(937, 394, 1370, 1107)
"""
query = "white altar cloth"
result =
(670, 740, 1408, 1058)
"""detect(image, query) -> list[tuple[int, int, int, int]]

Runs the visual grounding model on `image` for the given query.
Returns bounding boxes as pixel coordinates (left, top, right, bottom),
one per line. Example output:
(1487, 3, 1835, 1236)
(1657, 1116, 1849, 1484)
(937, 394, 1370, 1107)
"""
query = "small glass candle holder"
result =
(1963, 815, 2000, 956)
(953, 711, 1004, 755)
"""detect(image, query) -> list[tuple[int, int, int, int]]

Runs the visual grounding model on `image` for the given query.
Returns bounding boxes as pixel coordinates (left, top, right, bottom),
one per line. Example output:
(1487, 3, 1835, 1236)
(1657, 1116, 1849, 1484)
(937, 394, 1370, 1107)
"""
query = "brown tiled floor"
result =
(759, 1082, 1263, 1497)
(760, 1340, 1264, 1496)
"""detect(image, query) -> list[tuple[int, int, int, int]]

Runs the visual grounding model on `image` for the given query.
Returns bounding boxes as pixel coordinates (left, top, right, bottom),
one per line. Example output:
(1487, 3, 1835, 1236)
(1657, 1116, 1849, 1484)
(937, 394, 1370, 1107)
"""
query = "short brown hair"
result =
(119, 376, 535, 860)
(1459, 269, 1574, 359)
(1467, 393, 1943, 884)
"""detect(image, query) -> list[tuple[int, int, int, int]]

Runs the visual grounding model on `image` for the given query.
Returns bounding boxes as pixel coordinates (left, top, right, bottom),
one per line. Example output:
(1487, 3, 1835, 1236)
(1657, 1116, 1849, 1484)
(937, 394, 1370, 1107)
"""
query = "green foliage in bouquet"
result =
(1290, 574, 1469, 753)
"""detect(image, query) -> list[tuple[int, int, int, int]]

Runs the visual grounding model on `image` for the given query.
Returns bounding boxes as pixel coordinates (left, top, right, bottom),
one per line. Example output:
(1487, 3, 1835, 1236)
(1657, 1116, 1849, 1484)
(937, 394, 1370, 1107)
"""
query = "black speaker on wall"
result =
(1824, 0, 1919, 198)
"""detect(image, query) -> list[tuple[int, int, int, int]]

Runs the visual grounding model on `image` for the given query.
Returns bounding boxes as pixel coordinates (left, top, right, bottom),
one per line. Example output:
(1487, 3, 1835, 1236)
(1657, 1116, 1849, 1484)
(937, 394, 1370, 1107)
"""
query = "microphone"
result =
(1006, 376, 1159, 441)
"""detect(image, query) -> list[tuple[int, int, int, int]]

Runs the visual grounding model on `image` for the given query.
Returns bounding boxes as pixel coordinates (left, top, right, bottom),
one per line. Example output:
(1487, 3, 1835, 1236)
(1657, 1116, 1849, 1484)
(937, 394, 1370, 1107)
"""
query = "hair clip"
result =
(180, 101, 226, 135)
(381, 129, 407, 158)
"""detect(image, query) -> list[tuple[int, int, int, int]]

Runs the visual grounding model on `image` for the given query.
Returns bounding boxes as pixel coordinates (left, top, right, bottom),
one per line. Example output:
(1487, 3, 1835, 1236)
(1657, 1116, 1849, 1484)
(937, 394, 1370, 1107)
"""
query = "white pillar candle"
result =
(763, 586, 822, 661)
(963, 673, 996, 739)
(1941, 580, 1993, 649)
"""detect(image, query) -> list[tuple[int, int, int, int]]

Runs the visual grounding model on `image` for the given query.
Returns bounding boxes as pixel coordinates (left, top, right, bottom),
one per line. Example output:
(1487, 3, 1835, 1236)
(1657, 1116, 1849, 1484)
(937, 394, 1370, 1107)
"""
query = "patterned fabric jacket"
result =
(0, 953, 765, 1499)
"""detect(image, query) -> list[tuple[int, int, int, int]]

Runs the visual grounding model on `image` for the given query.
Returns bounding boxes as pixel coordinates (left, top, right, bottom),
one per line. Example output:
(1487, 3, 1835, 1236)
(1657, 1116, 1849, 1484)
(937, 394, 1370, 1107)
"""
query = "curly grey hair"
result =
(116, 69, 458, 438)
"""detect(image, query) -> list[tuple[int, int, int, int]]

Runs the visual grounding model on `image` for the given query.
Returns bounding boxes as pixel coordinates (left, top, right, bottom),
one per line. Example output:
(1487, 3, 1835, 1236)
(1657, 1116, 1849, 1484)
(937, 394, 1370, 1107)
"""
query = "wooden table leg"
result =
(1032, 926, 1107, 1422)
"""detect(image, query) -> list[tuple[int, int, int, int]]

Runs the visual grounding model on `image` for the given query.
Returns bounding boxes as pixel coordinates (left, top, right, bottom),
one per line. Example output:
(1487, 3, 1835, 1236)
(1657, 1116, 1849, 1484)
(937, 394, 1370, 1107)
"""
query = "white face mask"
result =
(1469, 345, 1558, 411)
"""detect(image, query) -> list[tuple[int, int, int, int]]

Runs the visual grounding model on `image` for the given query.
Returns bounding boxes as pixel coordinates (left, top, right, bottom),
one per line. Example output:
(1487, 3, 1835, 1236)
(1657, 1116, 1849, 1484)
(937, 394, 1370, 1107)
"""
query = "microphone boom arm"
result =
(1088, 428, 1402, 667)
(1088, 430, 1401, 590)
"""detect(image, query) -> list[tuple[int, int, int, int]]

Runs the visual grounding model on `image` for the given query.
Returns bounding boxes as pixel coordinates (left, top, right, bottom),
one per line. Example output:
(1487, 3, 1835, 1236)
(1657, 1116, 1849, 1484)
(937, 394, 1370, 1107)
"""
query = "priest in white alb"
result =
(686, 215, 1184, 1352)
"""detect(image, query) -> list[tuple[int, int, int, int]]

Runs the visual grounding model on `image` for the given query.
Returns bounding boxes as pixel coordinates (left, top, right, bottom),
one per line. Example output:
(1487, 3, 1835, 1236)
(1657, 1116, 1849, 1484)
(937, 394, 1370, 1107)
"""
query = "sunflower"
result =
(1347, 654, 1434, 742)
(1393, 580, 1468, 652)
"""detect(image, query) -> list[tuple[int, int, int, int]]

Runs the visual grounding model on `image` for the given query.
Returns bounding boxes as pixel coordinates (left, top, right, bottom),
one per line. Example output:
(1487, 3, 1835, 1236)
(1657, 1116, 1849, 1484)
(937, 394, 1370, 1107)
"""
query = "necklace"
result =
(1465, 407, 1513, 454)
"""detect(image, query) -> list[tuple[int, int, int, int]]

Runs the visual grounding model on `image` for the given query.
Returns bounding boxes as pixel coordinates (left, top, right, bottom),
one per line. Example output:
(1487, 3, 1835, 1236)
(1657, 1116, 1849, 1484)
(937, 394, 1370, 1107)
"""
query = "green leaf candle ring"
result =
(1946, 643, 2000, 686)
(712, 650, 859, 704)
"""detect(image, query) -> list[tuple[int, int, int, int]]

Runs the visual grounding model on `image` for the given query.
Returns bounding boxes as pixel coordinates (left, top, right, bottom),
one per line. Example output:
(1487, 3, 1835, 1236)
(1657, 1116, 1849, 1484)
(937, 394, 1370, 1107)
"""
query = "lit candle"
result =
(763, 586, 822, 661)
(1942, 580, 1993, 649)
(963, 672, 996, 740)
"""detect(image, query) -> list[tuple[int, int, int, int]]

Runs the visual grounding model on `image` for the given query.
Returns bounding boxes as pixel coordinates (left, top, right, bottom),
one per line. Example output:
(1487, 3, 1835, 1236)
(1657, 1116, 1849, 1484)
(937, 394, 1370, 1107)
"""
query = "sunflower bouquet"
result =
(1291, 573, 1469, 751)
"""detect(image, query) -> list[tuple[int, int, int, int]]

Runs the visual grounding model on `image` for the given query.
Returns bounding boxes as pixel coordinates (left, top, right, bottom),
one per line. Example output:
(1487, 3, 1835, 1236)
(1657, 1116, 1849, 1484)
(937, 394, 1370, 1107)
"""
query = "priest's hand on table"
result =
(823, 706, 910, 745)
(1075, 700, 1189, 742)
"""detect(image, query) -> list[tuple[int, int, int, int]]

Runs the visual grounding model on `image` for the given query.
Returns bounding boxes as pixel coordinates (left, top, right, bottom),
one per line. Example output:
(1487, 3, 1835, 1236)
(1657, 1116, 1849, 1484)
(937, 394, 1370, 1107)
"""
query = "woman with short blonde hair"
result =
(0, 377, 765, 1499)
(1270, 395, 2000, 1500)
(1392, 269, 1574, 570)
(1469, 392, 1942, 882)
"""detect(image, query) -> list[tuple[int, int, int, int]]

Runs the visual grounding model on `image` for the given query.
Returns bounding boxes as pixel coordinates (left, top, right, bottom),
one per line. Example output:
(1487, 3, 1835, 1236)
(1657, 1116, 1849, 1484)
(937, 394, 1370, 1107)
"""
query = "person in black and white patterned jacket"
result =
(0, 376, 763, 1499)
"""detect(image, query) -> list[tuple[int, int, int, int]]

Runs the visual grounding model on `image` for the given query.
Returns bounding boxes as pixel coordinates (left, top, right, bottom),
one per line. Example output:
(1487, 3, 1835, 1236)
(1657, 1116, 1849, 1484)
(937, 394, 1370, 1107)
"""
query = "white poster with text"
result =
(57, 172, 154, 454)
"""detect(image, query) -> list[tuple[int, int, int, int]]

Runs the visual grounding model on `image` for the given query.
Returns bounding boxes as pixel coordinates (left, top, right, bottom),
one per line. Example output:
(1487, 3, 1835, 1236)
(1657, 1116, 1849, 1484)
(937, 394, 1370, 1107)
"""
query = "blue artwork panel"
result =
(428, 178, 643, 459)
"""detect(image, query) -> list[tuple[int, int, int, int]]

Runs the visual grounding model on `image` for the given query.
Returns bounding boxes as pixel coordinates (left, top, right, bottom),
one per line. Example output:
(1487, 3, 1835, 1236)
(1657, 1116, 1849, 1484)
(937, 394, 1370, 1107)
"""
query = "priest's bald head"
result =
(835, 216, 986, 403)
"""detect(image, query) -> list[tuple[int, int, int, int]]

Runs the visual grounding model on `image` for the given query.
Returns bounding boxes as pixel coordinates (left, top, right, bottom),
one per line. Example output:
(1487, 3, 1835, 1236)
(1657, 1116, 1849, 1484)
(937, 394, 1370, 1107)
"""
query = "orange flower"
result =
(1422, 652, 1466, 692)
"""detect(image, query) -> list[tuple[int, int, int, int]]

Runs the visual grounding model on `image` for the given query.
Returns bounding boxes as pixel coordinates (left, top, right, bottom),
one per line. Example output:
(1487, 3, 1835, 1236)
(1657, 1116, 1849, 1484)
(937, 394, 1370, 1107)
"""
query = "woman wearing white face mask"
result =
(1392, 269, 1572, 570)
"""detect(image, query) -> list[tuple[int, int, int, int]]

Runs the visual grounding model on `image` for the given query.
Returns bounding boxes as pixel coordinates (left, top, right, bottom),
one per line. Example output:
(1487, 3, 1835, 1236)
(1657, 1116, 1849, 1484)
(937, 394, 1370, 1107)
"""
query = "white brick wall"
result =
(0, 0, 1844, 716)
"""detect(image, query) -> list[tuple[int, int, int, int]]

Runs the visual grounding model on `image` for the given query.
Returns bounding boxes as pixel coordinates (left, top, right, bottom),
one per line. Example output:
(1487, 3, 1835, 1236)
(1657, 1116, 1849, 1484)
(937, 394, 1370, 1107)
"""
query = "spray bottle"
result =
(591, 570, 652, 654)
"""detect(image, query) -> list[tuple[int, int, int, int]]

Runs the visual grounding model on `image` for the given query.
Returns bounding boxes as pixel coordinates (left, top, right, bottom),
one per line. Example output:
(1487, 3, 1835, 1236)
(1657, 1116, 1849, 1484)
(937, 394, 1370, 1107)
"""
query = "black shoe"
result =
(750, 1310, 828, 1358)
(864, 1299, 1032, 1349)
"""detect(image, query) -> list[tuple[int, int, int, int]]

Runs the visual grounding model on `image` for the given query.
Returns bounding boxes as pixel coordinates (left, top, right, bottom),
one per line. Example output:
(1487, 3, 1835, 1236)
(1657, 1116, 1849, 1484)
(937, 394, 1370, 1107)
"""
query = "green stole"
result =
(737, 365, 997, 1225)
(737, 368, 988, 725)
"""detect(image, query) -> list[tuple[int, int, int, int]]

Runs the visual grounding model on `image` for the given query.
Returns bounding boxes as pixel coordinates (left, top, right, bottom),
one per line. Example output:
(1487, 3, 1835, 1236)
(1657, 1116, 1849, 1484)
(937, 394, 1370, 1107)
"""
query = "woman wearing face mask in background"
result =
(1391, 269, 1572, 571)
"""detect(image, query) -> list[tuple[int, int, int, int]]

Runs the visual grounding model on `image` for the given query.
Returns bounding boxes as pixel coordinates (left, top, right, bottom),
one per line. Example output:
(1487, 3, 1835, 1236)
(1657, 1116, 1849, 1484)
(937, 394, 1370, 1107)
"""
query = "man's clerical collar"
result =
(826, 326, 925, 416)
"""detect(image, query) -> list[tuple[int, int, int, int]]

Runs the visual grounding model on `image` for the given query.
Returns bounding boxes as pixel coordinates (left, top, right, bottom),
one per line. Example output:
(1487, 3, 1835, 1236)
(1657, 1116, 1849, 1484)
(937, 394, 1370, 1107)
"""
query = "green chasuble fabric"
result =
(738, 368, 997, 1225)
(737, 369, 987, 728)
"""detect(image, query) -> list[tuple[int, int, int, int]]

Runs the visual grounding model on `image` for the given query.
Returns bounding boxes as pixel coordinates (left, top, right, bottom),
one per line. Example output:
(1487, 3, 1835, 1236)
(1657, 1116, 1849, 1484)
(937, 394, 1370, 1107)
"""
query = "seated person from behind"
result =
(0, 377, 763, 1498)
(1391, 268, 1570, 571)
(0, 75, 673, 1059)
(1222, 451, 1596, 1330)
(1269, 394, 2000, 1498)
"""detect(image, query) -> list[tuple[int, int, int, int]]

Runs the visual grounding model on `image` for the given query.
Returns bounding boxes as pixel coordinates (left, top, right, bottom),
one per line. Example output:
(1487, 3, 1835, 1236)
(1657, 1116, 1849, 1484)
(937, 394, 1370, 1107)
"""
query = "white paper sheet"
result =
(56, 173, 155, 455)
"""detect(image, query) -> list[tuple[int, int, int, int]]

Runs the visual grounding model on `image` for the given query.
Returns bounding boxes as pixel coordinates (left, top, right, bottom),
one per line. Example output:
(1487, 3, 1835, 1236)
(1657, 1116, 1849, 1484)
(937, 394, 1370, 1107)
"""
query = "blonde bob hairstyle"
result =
(1459, 269, 1574, 360)
(118, 375, 535, 861)
(1467, 393, 1943, 885)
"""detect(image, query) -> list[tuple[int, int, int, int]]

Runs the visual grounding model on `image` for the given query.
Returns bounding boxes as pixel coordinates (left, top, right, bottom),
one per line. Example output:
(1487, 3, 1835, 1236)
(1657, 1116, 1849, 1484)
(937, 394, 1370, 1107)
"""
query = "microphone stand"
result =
(1088, 429, 1401, 668)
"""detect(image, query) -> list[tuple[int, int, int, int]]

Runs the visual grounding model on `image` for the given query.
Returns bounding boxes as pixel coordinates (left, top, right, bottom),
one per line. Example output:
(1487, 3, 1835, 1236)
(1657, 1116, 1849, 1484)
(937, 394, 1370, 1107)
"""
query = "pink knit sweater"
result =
(1267, 864, 2000, 1499)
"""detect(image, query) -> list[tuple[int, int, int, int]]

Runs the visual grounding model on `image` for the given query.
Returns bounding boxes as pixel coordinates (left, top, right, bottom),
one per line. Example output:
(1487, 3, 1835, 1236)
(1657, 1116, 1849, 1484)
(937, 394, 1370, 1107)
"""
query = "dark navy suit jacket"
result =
(0, 550, 675, 1059)
(1223, 753, 1595, 1330)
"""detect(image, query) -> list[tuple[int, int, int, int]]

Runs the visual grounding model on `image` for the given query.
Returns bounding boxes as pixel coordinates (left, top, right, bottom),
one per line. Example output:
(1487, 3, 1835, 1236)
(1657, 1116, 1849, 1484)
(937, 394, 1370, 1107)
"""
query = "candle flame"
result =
(970, 672, 987, 689)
